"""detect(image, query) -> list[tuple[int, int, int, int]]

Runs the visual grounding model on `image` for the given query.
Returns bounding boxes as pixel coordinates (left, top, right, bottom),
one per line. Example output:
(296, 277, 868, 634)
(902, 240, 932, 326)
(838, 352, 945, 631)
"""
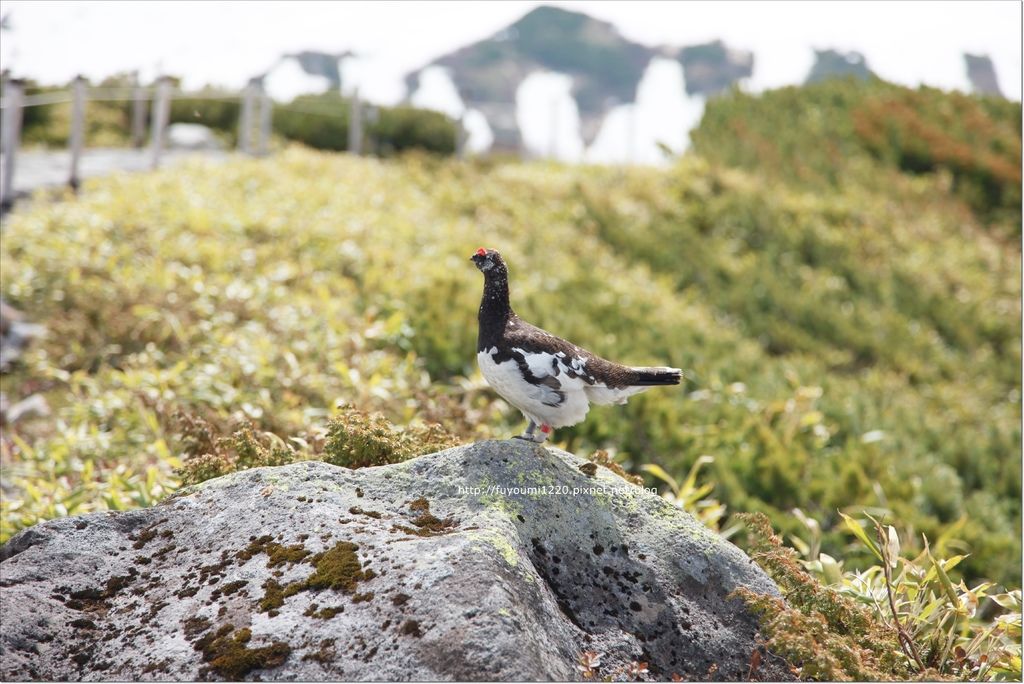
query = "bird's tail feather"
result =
(628, 366, 682, 386)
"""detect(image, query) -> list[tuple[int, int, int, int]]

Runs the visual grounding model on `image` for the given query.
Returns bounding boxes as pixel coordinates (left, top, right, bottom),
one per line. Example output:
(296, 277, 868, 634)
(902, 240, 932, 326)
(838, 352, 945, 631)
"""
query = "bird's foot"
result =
(514, 420, 546, 443)
(523, 425, 551, 444)
(514, 432, 547, 443)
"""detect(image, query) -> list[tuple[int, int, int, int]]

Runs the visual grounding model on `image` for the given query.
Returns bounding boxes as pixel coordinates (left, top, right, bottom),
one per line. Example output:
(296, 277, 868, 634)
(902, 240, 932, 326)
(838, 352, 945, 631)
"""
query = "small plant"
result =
(735, 512, 910, 680)
(177, 417, 299, 486)
(736, 512, 1022, 681)
(839, 513, 1022, 681)
(323, 404, 459, 469)
(576, 650, 604, 679)
(624, 660, 649, 679)
(590, 449, 644, 486)
(174, 405, 460, 485)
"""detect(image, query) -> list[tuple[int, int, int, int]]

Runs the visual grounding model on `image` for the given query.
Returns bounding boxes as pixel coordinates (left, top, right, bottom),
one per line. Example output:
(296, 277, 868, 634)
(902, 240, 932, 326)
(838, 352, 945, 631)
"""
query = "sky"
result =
(0, 0, 1019, 98)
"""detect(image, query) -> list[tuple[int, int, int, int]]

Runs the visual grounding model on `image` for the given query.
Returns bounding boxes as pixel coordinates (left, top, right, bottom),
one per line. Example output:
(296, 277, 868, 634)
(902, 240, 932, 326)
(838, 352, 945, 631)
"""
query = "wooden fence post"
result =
(130, 72, 147, 148)
(149, 76, 171, 170)
(1, 78, 24, 211)
(364, 105, 380, 155)
(68, 75, 87, 191)
(348, 87, 362, 155)
(456, 114, 468, 159)
(257, 83, 272, 156)
(238, 79, 256, 154)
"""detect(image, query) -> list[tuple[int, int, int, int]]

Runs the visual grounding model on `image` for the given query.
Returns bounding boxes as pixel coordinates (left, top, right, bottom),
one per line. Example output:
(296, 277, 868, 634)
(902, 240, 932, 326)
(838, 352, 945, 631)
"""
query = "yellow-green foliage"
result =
(176, 417, 297, 486)
(643, 456, 739, 538)
(737, 512, 915, 680)
(0, 81, 1019, 595)
(322, 404, 459, 469)
(738, 512, 1022, 681)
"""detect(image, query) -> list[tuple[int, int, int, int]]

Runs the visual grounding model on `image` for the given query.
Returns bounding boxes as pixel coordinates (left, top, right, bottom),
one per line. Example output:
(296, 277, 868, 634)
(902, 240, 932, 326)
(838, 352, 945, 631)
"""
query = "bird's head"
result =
(470, 247, 507, 276)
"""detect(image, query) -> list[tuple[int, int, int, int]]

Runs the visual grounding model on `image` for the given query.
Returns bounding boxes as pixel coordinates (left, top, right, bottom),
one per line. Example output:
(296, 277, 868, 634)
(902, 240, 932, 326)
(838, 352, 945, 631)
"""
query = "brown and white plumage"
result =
(470, 247, 681, 443)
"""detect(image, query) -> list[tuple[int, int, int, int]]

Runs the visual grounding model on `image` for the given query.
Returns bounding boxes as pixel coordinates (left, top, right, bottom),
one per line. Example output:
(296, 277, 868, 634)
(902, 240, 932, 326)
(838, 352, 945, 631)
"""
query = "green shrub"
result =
(691, 79, 1022, 234)
(10, 80, 131, 148)
(852, 87, 1021, 228)
(370, 105, 456, 156)
(272, 92, 457, 155)
(736, 512, 914, 680)
(4, 79, 456, 156)
(272, 92, 351, 151)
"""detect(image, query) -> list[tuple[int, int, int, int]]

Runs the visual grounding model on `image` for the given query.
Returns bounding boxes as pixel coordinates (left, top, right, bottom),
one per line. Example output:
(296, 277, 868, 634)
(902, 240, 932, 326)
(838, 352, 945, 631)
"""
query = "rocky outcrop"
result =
(805, 49, 874, 84)
(677, 41, 754, 96)
(0, 440, 788, 681)
(964, 53, 1003, 98)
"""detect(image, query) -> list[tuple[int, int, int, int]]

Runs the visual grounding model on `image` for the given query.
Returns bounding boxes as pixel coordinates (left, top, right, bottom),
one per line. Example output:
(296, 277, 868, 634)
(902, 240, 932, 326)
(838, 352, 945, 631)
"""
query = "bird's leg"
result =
(535, 424, 552, 444)
(514, 420, 539, 442)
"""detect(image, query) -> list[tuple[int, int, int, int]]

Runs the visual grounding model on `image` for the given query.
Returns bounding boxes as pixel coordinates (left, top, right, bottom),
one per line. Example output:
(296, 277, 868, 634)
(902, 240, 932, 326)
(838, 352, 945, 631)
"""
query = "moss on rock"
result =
(194, 624, 291, 680)
(238, 535, 311, 567)
(302, 542, 376, 593)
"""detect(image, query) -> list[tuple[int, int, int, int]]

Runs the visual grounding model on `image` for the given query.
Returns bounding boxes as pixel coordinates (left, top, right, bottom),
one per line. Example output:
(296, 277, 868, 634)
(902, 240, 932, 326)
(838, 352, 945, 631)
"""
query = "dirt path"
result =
(2, 147, 230, 207)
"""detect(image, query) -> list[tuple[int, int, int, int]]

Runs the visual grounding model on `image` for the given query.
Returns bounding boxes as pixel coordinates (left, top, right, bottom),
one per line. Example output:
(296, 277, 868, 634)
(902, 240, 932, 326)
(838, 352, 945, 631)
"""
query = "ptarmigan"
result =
(471, 247, 682, 443)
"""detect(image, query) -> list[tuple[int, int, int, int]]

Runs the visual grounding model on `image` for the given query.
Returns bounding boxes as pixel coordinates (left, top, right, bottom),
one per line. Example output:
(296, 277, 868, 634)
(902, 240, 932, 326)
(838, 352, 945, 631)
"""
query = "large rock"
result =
(0, 441, 787, 681)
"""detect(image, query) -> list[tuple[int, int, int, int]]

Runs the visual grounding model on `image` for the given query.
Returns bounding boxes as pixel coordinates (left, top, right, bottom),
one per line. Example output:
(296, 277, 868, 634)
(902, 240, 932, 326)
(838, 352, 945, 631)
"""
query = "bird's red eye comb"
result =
(475, 247, 487, 256)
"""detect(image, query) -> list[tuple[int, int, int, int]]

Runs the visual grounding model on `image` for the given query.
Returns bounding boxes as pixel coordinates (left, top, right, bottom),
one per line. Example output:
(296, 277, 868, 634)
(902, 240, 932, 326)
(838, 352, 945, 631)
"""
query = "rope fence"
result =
(0, 74, 431, 210)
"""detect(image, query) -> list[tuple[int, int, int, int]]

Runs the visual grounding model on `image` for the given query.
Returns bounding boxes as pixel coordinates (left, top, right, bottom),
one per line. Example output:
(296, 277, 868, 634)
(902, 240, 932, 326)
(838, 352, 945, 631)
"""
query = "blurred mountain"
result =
(406, 6, 753, 148)
(276, 5, 1007, 153)
(964, 53, 1003, 97)
(406, 6, 653, 147)
(805, 49, 875, 84)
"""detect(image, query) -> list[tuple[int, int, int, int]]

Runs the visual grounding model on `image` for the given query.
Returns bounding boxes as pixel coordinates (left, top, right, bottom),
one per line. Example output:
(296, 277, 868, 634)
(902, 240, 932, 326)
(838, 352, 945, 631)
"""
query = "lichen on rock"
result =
(0, 440, 788, 681)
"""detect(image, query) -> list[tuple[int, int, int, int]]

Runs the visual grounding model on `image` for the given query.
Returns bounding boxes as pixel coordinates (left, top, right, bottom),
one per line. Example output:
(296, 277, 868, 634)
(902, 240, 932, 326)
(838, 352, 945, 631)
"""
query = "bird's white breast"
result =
(477, 347, 592, 428)
(477, 348, 534, 408)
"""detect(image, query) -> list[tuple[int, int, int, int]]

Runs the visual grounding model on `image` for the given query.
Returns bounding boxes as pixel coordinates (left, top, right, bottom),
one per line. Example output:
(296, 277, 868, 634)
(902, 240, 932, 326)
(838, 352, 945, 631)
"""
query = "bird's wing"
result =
(504, 322, 602, 388)
(501, 319, 680, 411)
(508, 318, 680, 390)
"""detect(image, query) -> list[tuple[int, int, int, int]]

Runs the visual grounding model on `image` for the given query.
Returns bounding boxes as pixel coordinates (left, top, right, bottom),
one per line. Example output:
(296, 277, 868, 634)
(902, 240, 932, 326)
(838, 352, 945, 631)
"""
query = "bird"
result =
(470, 247, 682, 443)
